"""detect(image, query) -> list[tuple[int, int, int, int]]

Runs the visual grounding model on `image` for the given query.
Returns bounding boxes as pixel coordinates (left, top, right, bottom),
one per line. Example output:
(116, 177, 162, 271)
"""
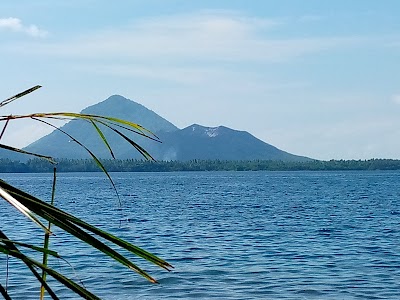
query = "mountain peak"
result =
(82, 95, 145, 114)
(100, 94, 139, 105)
(184, 124, 244, 138)
(184, 124, 223, 138)
(17, 95, 311, 162)
(80, 95, 178, 133)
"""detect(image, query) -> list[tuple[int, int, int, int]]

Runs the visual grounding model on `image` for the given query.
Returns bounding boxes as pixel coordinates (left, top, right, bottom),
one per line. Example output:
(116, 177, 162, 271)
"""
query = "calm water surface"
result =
(1, 171, 400, 299)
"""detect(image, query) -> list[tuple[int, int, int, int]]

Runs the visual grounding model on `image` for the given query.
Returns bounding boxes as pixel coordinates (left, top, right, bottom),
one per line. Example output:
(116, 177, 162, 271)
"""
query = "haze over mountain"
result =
(20, 95, 310, 162)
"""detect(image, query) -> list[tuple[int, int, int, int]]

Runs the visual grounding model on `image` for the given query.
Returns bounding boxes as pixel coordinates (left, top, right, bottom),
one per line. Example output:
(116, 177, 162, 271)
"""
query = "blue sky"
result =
(1, 0, 400, 160)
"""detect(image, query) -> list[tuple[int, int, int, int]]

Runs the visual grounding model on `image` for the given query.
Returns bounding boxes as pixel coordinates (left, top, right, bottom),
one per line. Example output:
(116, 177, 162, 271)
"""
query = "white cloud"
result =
(0, 17, 47, 38)
(19, 11, 364, 65)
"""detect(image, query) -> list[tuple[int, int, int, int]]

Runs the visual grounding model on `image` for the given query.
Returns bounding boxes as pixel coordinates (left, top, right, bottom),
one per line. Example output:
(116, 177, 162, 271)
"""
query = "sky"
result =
(1, 0, 400, 160)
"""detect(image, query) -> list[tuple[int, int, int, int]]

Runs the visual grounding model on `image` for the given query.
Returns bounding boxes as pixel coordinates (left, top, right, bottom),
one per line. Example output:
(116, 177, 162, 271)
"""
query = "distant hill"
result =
(153, 124, 310, 161)
(23, 95, 178, 160)
(5, 95, 311, 161)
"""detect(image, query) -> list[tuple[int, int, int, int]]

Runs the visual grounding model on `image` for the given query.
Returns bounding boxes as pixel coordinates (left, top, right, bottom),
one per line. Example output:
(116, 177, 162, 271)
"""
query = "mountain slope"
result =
(153, 124, 310, 161)
(24, 95, 178, 159)
(81, 95, 178, 133)
(15, 95, 311, 161)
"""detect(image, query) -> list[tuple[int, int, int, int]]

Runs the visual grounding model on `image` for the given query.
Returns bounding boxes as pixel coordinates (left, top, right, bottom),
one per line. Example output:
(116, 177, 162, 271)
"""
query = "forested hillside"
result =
(1, 158, 400, 173)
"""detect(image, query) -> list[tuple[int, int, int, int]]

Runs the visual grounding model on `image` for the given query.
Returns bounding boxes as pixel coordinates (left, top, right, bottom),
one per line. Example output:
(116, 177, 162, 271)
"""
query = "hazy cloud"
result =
(298, 14, 324, 22)
(0, 17, 47, 38)
(392, 94, 400, 104)
(21, 11, 364, 64)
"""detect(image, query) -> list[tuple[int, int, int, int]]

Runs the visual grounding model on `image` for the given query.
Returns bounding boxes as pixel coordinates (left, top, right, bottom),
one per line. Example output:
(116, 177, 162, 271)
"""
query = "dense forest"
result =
(1, 158, 400, 172)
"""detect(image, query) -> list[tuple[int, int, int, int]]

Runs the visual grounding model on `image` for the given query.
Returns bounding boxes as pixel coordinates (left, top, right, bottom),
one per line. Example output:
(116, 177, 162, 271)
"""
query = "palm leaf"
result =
(0, 86, 172, 299)
(0, 85, 41, 108)
(0, 143, 55, 163)
(0, 112, 160, 142)
(48, 113, 157, 138)
(96, 120, 156, 160)
(0, 284, 12, 300)
(0, 179, 172, 279)
(0, 238, 59, 257)
(0, 230, 60, 300)
(0, 246, 99, 300)
(40, 167, 57, 300)
(89, 119, 115, 159)
(0, 186, 51, 234)
(31, 117, 121, 202)
(0, 119, 10, 141)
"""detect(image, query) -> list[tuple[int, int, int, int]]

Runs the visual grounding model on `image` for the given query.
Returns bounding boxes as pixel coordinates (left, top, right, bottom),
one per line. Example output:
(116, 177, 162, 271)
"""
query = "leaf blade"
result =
(0, 186, 51, 234)
(0, 85, 42, 108)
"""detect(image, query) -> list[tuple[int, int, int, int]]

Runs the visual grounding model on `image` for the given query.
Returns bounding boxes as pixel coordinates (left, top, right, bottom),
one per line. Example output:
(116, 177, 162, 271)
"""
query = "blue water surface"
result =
(1, 171, 400, 299)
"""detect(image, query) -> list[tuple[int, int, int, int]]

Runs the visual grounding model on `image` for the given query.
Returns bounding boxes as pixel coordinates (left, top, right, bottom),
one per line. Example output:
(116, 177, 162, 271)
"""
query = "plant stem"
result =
(0, 119, 10, 141)
(40, 167, 57, 300)
(0, 283, 12, 300)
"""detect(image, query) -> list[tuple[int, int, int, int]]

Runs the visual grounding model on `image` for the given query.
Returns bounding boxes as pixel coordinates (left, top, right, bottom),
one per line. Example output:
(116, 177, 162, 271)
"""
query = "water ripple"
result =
(1, 171, 400, 299)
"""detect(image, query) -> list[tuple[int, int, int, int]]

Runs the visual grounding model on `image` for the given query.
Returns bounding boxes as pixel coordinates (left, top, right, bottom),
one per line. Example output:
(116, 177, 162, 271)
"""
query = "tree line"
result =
(1, 158, 400, 172)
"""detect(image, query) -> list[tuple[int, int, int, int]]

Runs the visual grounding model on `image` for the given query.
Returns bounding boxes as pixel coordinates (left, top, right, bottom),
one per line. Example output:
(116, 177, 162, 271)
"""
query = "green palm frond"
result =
(0, 238, 59, 257)
(0, 284, 12, 300)
(31, 117, 122, 203)
(0, 85, 41, 108)
(0, 179, 172, 277)
(0, 86, 172, 299)
(0, 112, 160, 161)
(0, 186, 51, 234)
(89, 119, 116, 159)
(0, 244, 99, 300)
(0, 144, 55, 163)
(0, 112, 160, 142)
(0, 230, 61, 300)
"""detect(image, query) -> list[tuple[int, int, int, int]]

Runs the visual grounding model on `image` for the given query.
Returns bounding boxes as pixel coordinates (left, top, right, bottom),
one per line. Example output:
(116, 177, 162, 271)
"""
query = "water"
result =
(1, 171, 400, 299)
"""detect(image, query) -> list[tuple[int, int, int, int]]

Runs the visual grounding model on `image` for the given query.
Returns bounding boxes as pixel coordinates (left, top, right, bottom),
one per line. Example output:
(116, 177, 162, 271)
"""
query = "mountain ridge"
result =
(155, 124, 309, 161)
(16, 95, 311, 161)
